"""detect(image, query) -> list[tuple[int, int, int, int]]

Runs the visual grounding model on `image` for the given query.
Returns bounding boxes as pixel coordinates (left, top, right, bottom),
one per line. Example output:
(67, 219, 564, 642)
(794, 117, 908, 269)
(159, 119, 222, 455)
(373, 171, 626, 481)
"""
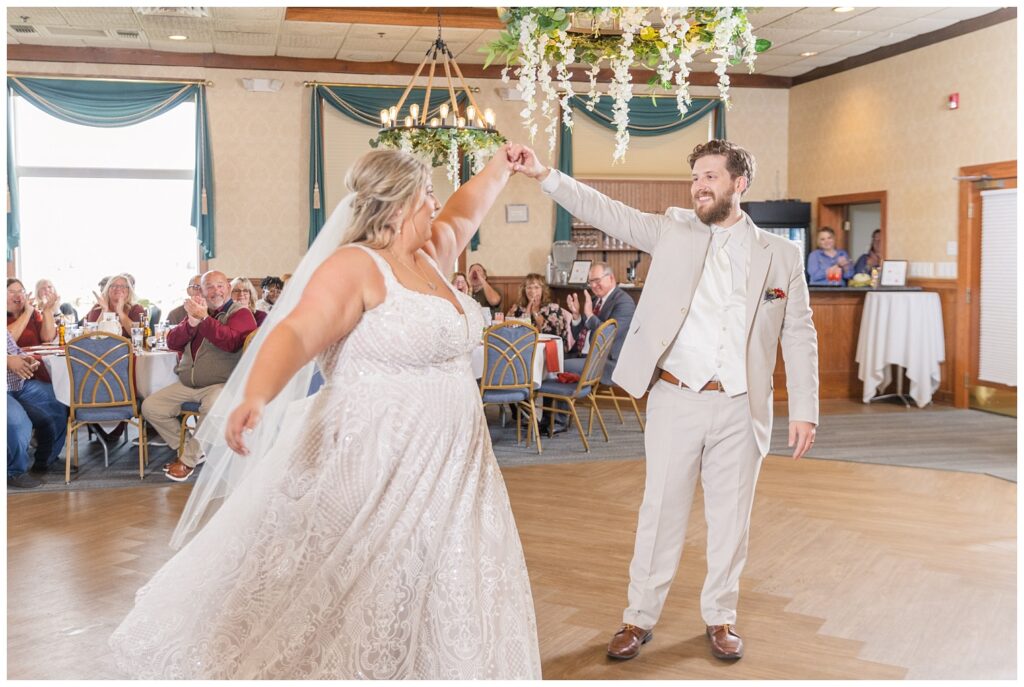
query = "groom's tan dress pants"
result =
(623, 379, 764, 629)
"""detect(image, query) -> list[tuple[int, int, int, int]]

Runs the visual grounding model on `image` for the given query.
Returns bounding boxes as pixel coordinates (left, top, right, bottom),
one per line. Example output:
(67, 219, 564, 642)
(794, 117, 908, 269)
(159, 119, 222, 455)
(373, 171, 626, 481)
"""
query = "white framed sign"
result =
(505, 204, 529, 223)
(880, 259, 908, 287)
(568, 260, 592, 286)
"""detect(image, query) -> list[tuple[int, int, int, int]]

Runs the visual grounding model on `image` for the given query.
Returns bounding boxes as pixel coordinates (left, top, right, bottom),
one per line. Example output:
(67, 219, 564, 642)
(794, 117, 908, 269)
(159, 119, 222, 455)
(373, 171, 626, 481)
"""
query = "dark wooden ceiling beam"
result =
(6, 44, 792, 88)
(284, 7, 505, 30)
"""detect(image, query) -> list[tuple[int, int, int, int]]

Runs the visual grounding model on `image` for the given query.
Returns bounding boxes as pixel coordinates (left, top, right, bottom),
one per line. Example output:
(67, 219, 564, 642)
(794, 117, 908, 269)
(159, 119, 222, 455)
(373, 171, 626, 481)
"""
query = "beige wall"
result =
(3, 54, 789, 282)
(788, 19, 1017, 272)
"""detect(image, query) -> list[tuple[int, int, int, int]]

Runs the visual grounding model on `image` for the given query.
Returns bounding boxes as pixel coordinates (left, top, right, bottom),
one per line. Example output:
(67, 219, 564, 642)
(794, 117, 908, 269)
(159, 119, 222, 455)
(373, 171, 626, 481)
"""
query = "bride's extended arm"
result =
(428, 144, 514, 271)
(225, 249, 382, 453)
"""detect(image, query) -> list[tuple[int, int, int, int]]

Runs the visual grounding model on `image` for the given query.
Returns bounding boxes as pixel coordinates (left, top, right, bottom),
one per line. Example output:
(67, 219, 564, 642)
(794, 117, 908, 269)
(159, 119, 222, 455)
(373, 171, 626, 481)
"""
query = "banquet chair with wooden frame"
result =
(177, 327, 261, 459)
(590, 379, 646, 434)
(536, 319, 617, 452)
(64, 333, 148, 483)
(479, 322, 543, 454)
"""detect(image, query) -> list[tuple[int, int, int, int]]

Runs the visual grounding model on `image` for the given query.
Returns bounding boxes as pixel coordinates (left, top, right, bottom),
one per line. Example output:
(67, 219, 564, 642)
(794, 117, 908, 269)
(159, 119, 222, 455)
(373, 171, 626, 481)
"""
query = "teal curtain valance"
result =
(308, 85, 469, 243)
(6, 76, 216, 258)
(6, 91, 20, 261)
(554, 97, 726, 242)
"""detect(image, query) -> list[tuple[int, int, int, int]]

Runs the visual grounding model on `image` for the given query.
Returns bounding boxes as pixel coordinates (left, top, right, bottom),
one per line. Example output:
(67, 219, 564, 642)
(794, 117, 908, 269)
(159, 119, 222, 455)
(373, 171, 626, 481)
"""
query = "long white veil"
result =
(170, 195, 357, 549)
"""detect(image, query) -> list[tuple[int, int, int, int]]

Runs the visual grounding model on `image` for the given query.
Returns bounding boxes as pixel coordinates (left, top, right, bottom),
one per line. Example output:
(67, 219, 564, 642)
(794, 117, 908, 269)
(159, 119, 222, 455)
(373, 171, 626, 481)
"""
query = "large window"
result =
(12, 95, 199, 320)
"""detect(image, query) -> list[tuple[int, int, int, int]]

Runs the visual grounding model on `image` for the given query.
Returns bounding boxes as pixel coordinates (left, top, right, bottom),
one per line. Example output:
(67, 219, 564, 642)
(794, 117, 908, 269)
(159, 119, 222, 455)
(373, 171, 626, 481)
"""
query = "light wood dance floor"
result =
(6, 453, 1016, 679)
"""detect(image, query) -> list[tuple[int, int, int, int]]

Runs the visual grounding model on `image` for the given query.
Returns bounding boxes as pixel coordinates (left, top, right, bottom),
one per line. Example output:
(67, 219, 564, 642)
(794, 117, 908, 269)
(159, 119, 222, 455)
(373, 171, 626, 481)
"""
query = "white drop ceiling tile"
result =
(279, 33, 343, 50)
(149, 39, 214, 53)
(818, 41, 878, 59)
(812, 28, 874, 47)
(868, 7, 942, 20)
(276, 45, 340, 59)
(474, 29, 503, 43)
(214, 43, 277, 57)
(768, 41, 837, 57)
(214, 19, 280, 34)
(341, 37, 408, 53)
(867, 31, 917, 47)
(412, 25, 484, 42)
(748, 7, 802, 26)
(337, 50, 399, 62)
(58, 7, 140, 28)
(830, 10, 912, 32)
(345, 23, 417, 41)
(746, 53, 800, 69)
(210, 7, 284, 22)
(279, 20, 350, 36)
(763, 8, 854, 32)
(755, 27, 816, 47)
(456, 43, 492, 63)
(394, 50, 432, 64)
(7, 34, 20, 44)
(137, 16, 213, 40)
(762, 63, 815, 77)
(214, 31, 277, 47)
(8, 7, 67, 25)
(928, 7, 999, 22)
(895, 16, 961, 35)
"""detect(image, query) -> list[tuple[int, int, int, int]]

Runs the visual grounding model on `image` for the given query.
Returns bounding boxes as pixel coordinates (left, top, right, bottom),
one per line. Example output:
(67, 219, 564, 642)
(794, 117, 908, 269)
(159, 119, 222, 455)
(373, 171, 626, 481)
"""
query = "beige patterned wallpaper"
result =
(788, 20, 1017, 270)
(8, 60, 783, 277)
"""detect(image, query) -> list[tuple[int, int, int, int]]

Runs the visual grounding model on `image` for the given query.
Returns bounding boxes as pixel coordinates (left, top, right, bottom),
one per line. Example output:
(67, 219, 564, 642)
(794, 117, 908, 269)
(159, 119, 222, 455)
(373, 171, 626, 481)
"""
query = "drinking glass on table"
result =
(131, 327, 144, 352)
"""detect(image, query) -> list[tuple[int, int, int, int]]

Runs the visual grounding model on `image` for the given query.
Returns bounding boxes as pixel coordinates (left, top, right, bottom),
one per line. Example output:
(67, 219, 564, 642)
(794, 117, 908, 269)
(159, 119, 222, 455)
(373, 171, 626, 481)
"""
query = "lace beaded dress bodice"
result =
(109, 245, 541, 679)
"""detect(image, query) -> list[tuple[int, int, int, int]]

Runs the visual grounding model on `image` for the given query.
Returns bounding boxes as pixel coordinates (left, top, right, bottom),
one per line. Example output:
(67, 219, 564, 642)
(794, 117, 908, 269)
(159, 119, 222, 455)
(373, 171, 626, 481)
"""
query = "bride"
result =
(109, 146, 542, 679)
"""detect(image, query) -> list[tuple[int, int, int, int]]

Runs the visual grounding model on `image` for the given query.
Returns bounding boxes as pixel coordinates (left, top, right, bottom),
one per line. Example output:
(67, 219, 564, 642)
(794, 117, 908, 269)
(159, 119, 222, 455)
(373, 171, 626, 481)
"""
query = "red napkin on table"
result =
(543, 339, 560, 373)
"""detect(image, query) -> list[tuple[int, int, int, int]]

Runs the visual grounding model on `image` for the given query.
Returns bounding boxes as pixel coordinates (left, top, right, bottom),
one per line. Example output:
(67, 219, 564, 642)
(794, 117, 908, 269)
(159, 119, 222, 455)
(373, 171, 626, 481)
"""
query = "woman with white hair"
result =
(84, 273, 146, 337)
(110, 146, 541, 679)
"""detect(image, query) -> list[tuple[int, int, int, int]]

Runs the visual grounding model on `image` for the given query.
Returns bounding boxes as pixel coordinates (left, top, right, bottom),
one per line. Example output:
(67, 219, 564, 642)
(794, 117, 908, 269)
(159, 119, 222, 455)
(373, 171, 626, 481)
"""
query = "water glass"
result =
(131, 327, 144, 352)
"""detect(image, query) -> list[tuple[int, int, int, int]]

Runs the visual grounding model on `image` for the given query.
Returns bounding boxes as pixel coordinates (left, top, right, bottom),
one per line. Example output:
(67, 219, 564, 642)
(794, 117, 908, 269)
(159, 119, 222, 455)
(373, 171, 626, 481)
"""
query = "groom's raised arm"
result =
(511, 144, 669, 254)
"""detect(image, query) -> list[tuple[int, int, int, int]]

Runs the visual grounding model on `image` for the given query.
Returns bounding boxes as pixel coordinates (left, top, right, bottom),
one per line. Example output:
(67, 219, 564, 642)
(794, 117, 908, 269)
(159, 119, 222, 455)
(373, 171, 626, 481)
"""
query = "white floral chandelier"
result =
(486, 7, 770, 162)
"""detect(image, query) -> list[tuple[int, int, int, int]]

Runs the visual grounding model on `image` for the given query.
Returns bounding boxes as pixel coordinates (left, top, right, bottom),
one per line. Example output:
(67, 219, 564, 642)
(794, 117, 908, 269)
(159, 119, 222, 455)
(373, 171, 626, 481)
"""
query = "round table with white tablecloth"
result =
(854, 291, 945, 408)
(43, 349, 180, 406)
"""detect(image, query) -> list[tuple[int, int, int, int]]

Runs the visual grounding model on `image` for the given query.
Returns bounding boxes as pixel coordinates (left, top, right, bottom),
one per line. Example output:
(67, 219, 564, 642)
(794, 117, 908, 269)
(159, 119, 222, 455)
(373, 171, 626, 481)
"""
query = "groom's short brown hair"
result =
(688, 140, 756, 191)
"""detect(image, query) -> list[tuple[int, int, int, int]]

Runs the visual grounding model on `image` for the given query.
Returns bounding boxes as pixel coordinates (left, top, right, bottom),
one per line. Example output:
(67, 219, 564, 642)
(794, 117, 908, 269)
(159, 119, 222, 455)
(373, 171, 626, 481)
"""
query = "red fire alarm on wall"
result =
(948, 93, 959, 110)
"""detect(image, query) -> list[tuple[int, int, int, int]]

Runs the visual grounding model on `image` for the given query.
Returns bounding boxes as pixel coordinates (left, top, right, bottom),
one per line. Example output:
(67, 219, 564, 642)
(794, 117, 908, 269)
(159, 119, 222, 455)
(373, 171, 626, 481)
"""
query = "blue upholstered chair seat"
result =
(181, 401, 201, 413)
(481, 388, 531, 404)
(76, 405, 136, 422)
(538, 380, 592, 398)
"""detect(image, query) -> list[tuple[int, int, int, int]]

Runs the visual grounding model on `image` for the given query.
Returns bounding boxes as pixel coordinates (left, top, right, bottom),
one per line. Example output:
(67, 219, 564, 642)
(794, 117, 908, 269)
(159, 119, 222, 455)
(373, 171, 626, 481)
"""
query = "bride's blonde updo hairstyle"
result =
(343, 149, 432, 248)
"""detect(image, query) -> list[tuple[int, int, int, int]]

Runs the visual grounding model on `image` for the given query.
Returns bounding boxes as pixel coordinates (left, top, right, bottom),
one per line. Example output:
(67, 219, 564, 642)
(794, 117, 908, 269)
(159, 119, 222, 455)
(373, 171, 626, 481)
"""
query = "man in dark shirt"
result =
(468, 263, 502, 309)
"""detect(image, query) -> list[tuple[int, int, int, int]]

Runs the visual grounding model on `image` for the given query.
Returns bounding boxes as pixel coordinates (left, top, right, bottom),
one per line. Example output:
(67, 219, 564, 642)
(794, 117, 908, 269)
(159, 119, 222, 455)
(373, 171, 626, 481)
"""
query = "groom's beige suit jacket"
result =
(542, 170, 819, 456)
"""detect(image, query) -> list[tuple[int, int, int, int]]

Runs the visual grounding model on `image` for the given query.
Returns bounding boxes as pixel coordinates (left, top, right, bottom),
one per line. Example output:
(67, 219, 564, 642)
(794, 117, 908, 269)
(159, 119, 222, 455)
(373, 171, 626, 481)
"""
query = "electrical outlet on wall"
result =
(936, 262, 957, 278)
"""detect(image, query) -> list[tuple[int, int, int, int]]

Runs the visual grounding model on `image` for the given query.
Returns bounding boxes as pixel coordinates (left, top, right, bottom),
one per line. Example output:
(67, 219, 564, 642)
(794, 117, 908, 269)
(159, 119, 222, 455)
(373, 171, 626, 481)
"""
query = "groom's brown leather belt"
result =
(658, 370, 724, 392)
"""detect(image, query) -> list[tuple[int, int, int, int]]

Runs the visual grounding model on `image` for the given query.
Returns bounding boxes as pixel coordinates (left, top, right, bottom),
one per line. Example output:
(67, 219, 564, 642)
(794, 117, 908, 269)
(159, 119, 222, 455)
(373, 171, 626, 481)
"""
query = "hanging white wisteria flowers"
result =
(485, 7, 770, 163)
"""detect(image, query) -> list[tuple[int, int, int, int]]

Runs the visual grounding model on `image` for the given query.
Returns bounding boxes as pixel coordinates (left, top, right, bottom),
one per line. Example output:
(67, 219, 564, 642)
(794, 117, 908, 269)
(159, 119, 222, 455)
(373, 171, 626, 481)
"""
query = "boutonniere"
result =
(763, 288, 786, 302)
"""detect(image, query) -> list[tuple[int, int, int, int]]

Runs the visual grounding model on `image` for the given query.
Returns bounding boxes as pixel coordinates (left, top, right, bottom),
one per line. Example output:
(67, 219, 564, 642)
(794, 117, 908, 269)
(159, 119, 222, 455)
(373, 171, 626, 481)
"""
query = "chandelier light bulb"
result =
(440, 103, 449, 119)
(404, 116, 413, 127)
(410, 103, 419, 120)
(380, 109, 389, 125)
(457, 116, 466, 128)
(484, 108, 495, 126)
(429, 117, 440, 127)
(389, 106, 397, 122)
(466, 105, 476, 122)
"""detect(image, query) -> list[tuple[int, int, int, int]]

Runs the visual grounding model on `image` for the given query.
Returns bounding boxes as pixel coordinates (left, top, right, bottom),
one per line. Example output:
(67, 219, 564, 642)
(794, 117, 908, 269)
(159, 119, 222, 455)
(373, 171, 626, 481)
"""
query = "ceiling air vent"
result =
(10, 25, 38, 35)
(48, 26, 108, 38)
(115, 29, 142, 40)
(134, 7, 210, 19)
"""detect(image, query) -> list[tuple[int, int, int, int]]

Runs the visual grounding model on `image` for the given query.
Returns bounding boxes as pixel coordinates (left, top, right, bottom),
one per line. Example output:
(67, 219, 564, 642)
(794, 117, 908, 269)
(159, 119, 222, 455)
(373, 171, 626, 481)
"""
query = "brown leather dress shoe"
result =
(164, 461, 195, 482)
(706, 624, 743, 660)
(607, 623, 653, 660)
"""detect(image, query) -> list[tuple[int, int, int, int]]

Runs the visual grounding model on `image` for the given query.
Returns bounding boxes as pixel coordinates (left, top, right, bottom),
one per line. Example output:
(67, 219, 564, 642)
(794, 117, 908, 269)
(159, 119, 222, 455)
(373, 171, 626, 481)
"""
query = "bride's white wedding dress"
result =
(109, 245, 542, 679)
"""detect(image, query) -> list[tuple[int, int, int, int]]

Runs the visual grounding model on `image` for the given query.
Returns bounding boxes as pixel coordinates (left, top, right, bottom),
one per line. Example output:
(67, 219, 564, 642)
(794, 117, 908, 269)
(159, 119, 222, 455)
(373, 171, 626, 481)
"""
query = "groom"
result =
(511, 140, 818, 661)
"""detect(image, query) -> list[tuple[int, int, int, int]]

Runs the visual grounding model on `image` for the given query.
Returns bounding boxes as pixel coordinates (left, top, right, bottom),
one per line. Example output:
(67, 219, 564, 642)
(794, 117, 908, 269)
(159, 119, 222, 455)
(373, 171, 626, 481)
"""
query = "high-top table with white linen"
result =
(471, 333, 565, 388)
(855, 291, 945, 407)
(43, 349, 180, 406)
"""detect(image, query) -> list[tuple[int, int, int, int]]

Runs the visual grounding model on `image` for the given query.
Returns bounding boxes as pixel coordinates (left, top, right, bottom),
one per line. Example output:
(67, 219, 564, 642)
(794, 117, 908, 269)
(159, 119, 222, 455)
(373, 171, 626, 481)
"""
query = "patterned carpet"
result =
(8, 404, 1016, 495)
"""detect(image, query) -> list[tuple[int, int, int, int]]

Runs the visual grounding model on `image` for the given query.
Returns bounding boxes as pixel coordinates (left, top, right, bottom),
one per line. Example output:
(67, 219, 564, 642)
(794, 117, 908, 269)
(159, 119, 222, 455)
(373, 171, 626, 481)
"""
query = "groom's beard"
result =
(695, 188, 735, 226)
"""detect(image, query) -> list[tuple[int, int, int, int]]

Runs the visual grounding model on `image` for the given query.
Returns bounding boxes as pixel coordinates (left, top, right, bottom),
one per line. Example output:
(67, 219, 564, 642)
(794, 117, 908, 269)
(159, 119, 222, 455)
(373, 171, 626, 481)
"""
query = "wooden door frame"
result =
(816, 191, 887, 254)
(954, 160, 1017, 408)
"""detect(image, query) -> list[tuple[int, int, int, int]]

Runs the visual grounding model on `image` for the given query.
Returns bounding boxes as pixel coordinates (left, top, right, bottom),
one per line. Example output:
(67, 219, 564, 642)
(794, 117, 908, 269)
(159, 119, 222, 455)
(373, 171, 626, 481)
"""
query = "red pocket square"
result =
(763, 288, 786, 302)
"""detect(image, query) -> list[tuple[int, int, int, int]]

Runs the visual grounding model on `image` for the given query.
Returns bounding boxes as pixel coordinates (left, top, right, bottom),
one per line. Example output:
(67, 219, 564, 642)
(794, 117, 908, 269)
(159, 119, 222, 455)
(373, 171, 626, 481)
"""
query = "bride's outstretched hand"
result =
(226, 397, 265, 456)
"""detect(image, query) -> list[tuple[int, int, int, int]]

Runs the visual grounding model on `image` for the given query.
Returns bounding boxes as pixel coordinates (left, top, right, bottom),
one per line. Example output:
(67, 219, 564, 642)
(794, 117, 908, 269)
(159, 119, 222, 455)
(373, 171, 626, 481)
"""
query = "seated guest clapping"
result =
(85, 273, 147, 336)
(854, 229, 883, 275)
(230, 277, 267, 326)
(468, 263, 502, 309)
(507, 273, 570, 348)
(451, 272, 471, 295)
(143, 270, 257, 482)
(7, 278, 57, 348)
(565, 263, 635, 376)
(807, 227, 853, 285)
(7, 332, 68, 487)
(167, 275, 202, 325)
(34, 278, 74, 327)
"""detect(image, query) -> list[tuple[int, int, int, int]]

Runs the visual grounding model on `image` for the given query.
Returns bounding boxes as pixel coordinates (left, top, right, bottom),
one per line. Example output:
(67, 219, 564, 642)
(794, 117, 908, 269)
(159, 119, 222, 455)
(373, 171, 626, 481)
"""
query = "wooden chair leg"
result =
(630, 395, 646, 432)
(590, 395, 610, 442)
(65, 420, 74, 485)
(529, 398, 542, 455)
(568, 400, 589, 452)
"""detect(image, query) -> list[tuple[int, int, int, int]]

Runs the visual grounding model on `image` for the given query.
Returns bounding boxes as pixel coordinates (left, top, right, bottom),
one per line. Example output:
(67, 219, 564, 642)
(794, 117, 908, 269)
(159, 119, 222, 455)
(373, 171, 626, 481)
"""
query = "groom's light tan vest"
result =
(541, 170, 819, 455)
